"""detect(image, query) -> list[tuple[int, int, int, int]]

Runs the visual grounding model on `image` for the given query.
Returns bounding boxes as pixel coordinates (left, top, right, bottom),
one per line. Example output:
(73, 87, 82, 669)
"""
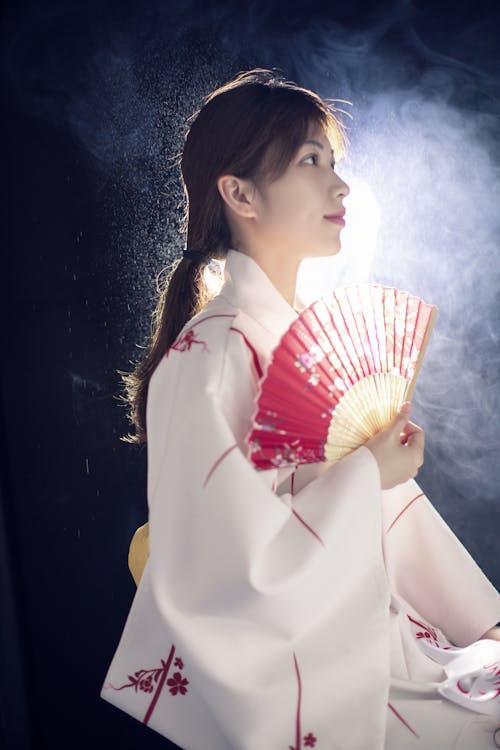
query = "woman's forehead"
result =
(303, 123, 334, 152)
(306, 120, 325, 138)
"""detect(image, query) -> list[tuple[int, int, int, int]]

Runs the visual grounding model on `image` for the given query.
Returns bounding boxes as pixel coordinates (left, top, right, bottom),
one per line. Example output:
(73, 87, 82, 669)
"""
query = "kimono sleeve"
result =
(147, 318, 386, 626)
(382, 478, 500, 647)
(145, 319, 391, 748)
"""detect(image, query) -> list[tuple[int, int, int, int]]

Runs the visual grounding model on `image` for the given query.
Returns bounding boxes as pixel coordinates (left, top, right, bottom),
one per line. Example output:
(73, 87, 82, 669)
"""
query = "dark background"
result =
(1, 1, 499, 748)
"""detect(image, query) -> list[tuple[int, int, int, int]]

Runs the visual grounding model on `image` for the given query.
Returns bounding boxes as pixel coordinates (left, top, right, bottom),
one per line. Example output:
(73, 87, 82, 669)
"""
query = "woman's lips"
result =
(324, 215, 345, 226)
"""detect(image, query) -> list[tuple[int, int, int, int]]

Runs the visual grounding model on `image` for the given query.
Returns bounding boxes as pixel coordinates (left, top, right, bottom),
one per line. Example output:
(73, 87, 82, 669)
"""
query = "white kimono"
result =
(101, 249, 500, 749)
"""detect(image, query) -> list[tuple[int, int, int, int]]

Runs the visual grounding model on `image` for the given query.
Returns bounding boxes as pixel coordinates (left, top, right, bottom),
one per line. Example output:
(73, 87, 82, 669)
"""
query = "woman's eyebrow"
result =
(302, 139, 334, 156)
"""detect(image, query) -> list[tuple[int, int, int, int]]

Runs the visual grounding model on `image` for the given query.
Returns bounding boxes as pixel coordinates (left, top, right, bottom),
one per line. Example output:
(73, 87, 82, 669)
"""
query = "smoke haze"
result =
(5, 0, 500, 524)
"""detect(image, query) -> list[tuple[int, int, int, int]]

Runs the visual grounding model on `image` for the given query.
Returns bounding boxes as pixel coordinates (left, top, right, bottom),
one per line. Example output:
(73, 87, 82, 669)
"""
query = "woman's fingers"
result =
(400, 422, 425, 467)
(405, 426, 424, 447)
(365, 402, 425, 489)
(392, 401, 412, 433)
(399, 420, 424, 442)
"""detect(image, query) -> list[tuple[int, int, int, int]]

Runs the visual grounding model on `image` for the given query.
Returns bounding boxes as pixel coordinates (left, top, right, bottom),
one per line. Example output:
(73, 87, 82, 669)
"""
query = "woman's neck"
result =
(236, 246, 301, 309)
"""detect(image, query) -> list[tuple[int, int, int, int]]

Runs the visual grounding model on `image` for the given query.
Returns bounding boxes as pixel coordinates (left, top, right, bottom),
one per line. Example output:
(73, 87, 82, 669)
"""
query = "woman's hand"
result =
(365, 402, 425, 490)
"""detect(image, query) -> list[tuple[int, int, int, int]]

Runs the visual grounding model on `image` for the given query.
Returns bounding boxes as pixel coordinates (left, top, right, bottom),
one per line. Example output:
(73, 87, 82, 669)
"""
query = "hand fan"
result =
(246, 284, 438, 470)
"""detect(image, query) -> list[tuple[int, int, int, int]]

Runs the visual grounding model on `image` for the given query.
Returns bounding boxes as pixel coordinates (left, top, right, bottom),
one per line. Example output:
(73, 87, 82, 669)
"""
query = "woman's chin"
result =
(315, 244, 341, 258)
(298, 242, 341, 262)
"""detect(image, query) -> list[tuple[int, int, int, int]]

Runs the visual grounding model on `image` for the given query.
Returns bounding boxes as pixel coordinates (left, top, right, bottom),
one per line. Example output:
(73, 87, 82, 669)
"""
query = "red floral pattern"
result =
(164, 313, 237, 359)
(303, 732, 317, 747)
(483, 660, 500, 686)
(139, 674, 154, 693)
(169, 328, 208, 354)
(105, 646, 322, 743)
(167, 671, 190, 696)
(407, 614, 449, 650)
(102, 644, 188, 725)
(473, 660, 500, 699)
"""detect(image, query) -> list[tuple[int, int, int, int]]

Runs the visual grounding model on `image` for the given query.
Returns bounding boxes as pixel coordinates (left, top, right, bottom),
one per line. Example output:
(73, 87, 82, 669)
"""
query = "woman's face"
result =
(253, 123, 350, 260)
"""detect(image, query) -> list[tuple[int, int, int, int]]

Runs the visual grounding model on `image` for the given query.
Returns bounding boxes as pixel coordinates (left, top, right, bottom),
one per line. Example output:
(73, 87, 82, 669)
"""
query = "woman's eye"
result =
(304, 153, 319, 165)
(303, 153, 336, 171)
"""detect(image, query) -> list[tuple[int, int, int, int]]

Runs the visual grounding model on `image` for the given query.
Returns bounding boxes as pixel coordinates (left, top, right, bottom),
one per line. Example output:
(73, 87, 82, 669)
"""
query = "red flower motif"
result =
(416, 630, 432, 640)
(139, 675, 154, 693)
(304, 733, 317, 747)
(170, 328, 208, 354)
(167, 671, 190, 696)
(407, 615, 441, 647)
(103, 646, 191, 725)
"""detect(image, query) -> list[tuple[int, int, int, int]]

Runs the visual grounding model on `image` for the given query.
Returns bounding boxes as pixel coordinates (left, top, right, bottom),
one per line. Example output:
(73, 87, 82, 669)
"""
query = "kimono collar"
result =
(218, 249, 305, 341)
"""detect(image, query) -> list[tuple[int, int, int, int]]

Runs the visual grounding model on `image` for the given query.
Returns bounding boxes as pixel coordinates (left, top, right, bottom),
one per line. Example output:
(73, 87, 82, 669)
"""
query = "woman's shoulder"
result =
(171, 294, 240, 356)
(147, 294, 263, 451)
(150, 294, 262, 401)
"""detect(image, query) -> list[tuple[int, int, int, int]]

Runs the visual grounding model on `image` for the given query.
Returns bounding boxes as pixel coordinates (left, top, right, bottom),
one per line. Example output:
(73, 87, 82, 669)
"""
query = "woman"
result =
(100, 68, 500, 749)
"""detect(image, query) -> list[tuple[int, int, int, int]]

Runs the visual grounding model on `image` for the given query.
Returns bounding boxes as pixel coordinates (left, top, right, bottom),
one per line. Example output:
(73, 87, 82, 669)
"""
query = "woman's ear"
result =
(217, 175, 258, 219)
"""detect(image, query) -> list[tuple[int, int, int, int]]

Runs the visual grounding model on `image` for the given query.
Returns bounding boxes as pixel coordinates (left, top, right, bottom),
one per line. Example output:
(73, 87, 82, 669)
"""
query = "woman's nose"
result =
(334, 172, 350, 197)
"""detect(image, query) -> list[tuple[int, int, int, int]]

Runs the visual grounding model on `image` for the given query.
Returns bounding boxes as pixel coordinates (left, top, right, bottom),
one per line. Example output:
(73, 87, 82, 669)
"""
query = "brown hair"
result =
(119, 67, 349, 443)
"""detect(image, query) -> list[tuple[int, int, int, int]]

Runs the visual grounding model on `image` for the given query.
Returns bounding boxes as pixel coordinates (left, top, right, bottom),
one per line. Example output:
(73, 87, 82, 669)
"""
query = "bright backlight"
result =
(297, 176, 381, 305)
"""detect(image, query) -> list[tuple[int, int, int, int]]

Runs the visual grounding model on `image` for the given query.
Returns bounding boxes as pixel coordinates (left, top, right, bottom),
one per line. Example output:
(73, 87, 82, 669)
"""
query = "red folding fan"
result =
(246, 284, 438, 470)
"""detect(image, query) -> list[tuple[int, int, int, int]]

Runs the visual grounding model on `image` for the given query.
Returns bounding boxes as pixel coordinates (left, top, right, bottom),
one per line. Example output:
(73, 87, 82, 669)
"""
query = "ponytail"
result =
(118, 255, 215, 445)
